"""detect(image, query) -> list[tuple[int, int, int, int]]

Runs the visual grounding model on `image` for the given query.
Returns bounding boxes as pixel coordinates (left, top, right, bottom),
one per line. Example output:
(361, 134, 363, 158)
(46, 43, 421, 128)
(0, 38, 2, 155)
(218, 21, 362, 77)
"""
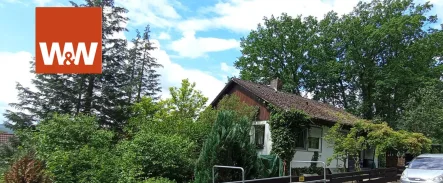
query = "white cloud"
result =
(220, 62, 240, 78)
(169, 31, 239, 58)
(177, 0, 371, 33)
(220, 62, 230, 72)
(158, 32, 171, 40)
(0, 51, 35, 106)
(151, 40, 226, 103)
(116, 0, 181, 28)
(34, 0, 52, 6)
(0, 46, 227, 120)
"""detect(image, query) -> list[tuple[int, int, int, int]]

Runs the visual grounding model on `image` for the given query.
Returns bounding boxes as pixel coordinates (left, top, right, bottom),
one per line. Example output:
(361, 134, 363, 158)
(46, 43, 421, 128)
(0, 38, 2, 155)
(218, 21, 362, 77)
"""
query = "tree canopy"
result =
(325, 120, 432, 171)
(235, 0, 443, 126)
(397, 82, 443, 144)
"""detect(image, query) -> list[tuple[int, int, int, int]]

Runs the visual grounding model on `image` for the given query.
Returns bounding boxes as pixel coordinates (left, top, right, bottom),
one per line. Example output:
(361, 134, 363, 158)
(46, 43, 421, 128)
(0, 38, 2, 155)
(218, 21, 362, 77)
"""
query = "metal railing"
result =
(213, 165, 245, 183)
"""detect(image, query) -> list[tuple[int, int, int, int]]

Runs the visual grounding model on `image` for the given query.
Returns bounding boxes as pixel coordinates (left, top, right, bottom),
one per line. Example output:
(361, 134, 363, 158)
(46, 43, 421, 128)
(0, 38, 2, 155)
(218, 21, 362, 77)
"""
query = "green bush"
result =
(141, 177, 176, 183)
(33, 114, 119, 183)
(194, 110, 263, 183)
(118, 130, 195, 183)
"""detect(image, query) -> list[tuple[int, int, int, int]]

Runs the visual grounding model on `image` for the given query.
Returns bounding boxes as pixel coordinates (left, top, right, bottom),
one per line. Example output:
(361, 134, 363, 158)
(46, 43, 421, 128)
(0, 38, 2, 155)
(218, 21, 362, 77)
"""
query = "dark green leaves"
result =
(268, 107, 311, 174)
(235, 0, 443, 126)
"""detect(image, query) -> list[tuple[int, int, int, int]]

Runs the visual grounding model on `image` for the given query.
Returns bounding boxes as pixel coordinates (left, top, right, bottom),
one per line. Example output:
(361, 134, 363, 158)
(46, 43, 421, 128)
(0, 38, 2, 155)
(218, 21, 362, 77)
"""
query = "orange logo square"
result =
(35, 7, 102, 74)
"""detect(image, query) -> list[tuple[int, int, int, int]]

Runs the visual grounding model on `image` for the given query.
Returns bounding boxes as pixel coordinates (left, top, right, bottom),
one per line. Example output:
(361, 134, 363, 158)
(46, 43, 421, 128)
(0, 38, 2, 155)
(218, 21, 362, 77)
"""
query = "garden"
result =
(0, 79, 432, 183)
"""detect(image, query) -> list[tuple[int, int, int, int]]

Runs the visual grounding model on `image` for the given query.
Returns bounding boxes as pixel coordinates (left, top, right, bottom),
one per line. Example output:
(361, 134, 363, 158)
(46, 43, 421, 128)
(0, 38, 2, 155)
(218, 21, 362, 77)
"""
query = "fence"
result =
(222, 167, 399, 183)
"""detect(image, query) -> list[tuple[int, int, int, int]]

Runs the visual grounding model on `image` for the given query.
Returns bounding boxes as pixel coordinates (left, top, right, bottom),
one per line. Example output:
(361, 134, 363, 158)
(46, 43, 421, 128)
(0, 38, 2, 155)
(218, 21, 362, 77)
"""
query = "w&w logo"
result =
(35, 7, 102, 74)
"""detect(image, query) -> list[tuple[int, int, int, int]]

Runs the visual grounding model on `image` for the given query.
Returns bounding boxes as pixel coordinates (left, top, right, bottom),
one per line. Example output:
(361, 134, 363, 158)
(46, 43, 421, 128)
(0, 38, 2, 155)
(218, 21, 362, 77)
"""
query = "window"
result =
(296, 127, 322, 151)
(308, 127, 322, 151)
(254, 125, 265, 149)
(308, 137, 320, 149)
(296, 129, 307, 149)
(409, 157, 443, 170)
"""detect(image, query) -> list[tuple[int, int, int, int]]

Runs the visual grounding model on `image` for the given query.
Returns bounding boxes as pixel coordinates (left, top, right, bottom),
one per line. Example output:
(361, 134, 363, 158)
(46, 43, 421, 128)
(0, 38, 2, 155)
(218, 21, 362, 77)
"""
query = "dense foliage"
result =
(1, 0, 441, 182)
(118, 131, 195, 183)
(268, 107, 311, 175)
(0, 137, 20, 177)
(397, 82, 443, 143)
(194, 111, 262, 183)
(165, 79, 208, 120)
(4, 0, 162, 134)
(235, 0, 443, 126)
(325, 120, 432, 171)
(33, 114, 119, 183)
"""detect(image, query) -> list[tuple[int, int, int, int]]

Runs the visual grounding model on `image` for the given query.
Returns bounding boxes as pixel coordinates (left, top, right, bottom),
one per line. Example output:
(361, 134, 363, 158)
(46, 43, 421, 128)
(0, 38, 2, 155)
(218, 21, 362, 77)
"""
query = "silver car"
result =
(400, 154, 443, 183)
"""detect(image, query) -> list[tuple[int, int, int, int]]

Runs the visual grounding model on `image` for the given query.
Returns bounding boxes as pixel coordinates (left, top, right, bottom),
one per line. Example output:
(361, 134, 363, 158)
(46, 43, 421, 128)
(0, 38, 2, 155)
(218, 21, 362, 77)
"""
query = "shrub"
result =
(118, 131, 195, 183)
(3, 153, 52, 183)
(33, 114, 119, 183)
(141, 177, 176, 183)
(194, 110, 263, 183)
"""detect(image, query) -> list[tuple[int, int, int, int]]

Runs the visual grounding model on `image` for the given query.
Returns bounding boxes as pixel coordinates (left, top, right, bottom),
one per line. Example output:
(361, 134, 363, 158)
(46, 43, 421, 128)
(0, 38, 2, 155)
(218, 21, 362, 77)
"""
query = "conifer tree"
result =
(136, 25, 162, 101)
(194, 110, 262, 183)
(3, 0, 147, 134)
(127, 25, 163, 103)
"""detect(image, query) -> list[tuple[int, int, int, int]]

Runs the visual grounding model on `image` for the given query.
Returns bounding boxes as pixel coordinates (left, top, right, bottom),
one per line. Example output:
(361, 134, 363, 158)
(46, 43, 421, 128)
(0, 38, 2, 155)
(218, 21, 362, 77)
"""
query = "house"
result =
(210, 78, 378, 171)
(0, 124, 14, 144)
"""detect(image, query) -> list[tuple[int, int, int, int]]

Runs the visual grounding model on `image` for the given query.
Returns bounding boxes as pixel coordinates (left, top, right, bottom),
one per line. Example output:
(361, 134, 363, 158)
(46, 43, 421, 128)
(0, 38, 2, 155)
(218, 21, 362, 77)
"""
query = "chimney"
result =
(270, 78, 282, 91)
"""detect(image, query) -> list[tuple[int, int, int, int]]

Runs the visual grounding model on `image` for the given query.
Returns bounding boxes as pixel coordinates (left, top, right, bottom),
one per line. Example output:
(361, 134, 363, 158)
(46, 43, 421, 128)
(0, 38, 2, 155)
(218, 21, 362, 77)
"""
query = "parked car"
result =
(400, 154, 443, 183)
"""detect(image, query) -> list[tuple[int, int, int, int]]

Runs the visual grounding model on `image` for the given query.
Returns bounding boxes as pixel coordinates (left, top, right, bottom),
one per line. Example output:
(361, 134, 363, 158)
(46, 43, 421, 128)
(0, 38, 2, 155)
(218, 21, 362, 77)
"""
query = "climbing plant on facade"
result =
(325, 120, 432, 172)
(268, 106, 311, 175)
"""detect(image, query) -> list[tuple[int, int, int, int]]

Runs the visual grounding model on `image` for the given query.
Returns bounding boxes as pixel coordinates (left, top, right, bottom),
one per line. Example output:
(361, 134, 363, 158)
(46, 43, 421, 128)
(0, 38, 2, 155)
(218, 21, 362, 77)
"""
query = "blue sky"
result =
(0, 0, 442, 124)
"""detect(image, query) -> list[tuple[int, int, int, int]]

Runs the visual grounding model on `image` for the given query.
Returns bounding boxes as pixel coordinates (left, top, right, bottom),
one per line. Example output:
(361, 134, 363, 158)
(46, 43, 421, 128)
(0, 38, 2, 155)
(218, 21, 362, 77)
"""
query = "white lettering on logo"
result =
(39, 42, 98, 66)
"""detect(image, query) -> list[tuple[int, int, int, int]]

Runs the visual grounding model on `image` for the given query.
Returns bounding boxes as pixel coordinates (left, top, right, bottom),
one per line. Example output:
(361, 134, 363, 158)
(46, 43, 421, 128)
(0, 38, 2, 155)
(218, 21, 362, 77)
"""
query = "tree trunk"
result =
(84, 75, 95, 113)
(75, 75, 85, 115)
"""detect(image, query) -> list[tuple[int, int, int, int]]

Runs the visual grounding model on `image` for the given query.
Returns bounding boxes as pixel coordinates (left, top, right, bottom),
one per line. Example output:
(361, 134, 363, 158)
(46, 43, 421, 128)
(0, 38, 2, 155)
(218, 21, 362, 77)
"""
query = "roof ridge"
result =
(231, 78, 359, 124)
(233, 78, 343, 109)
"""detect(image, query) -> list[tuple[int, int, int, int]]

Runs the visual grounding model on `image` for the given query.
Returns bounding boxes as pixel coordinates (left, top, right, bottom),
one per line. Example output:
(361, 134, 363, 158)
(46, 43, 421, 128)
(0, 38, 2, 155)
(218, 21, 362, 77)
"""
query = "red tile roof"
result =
(212, 78, 360, 125)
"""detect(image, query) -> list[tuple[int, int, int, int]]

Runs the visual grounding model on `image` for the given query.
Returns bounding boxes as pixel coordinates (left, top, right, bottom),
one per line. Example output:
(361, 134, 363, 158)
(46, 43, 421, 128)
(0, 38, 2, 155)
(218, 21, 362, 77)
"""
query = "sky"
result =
(0, 0, 442, 124)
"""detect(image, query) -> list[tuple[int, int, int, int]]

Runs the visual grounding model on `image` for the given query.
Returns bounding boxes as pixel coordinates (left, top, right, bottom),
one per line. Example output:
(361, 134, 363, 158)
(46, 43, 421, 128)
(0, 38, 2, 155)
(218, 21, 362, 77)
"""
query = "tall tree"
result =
(136, 25, 163, 102)
(127, 26, 163, 103)
(3, 0, 146, 134)
(235, 0, 443, 125)
(235, 13, 314, 94)
(397, 81, 443, 143)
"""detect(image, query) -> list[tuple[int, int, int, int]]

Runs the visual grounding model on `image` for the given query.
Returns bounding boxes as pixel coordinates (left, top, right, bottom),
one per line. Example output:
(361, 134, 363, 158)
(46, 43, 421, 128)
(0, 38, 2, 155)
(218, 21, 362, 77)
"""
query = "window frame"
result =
(296, 126, 323, 152)
(307, 126, 322, 152)
(253, 124, 265, 149)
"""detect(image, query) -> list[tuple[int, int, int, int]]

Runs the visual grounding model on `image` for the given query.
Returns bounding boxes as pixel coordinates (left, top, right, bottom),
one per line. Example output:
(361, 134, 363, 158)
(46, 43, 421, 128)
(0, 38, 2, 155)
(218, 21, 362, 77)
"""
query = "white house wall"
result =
(253, 121, 347, 169)
(290, 126, 346, 169)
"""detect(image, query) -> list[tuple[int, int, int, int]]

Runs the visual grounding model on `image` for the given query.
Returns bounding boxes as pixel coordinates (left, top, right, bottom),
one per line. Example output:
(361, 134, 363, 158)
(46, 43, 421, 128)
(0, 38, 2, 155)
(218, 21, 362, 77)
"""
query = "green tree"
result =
(3, 0, 163, 134)
(33, 114, 119, 183)
(325, 120, 432, 172)
(165, 79, 208, 120)
(125, 96, 212, 176)
(127, 26, 163, 103)
(397, 82, 443, 143)
(235, 0, 443, 126)
(235, 13, 314, 94)
(194, 111, 262, 183)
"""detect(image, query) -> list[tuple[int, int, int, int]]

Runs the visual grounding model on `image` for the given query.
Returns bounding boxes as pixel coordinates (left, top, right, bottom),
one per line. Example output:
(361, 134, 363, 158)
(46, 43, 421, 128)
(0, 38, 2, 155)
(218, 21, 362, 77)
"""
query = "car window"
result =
(409, 157, 443, 170)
